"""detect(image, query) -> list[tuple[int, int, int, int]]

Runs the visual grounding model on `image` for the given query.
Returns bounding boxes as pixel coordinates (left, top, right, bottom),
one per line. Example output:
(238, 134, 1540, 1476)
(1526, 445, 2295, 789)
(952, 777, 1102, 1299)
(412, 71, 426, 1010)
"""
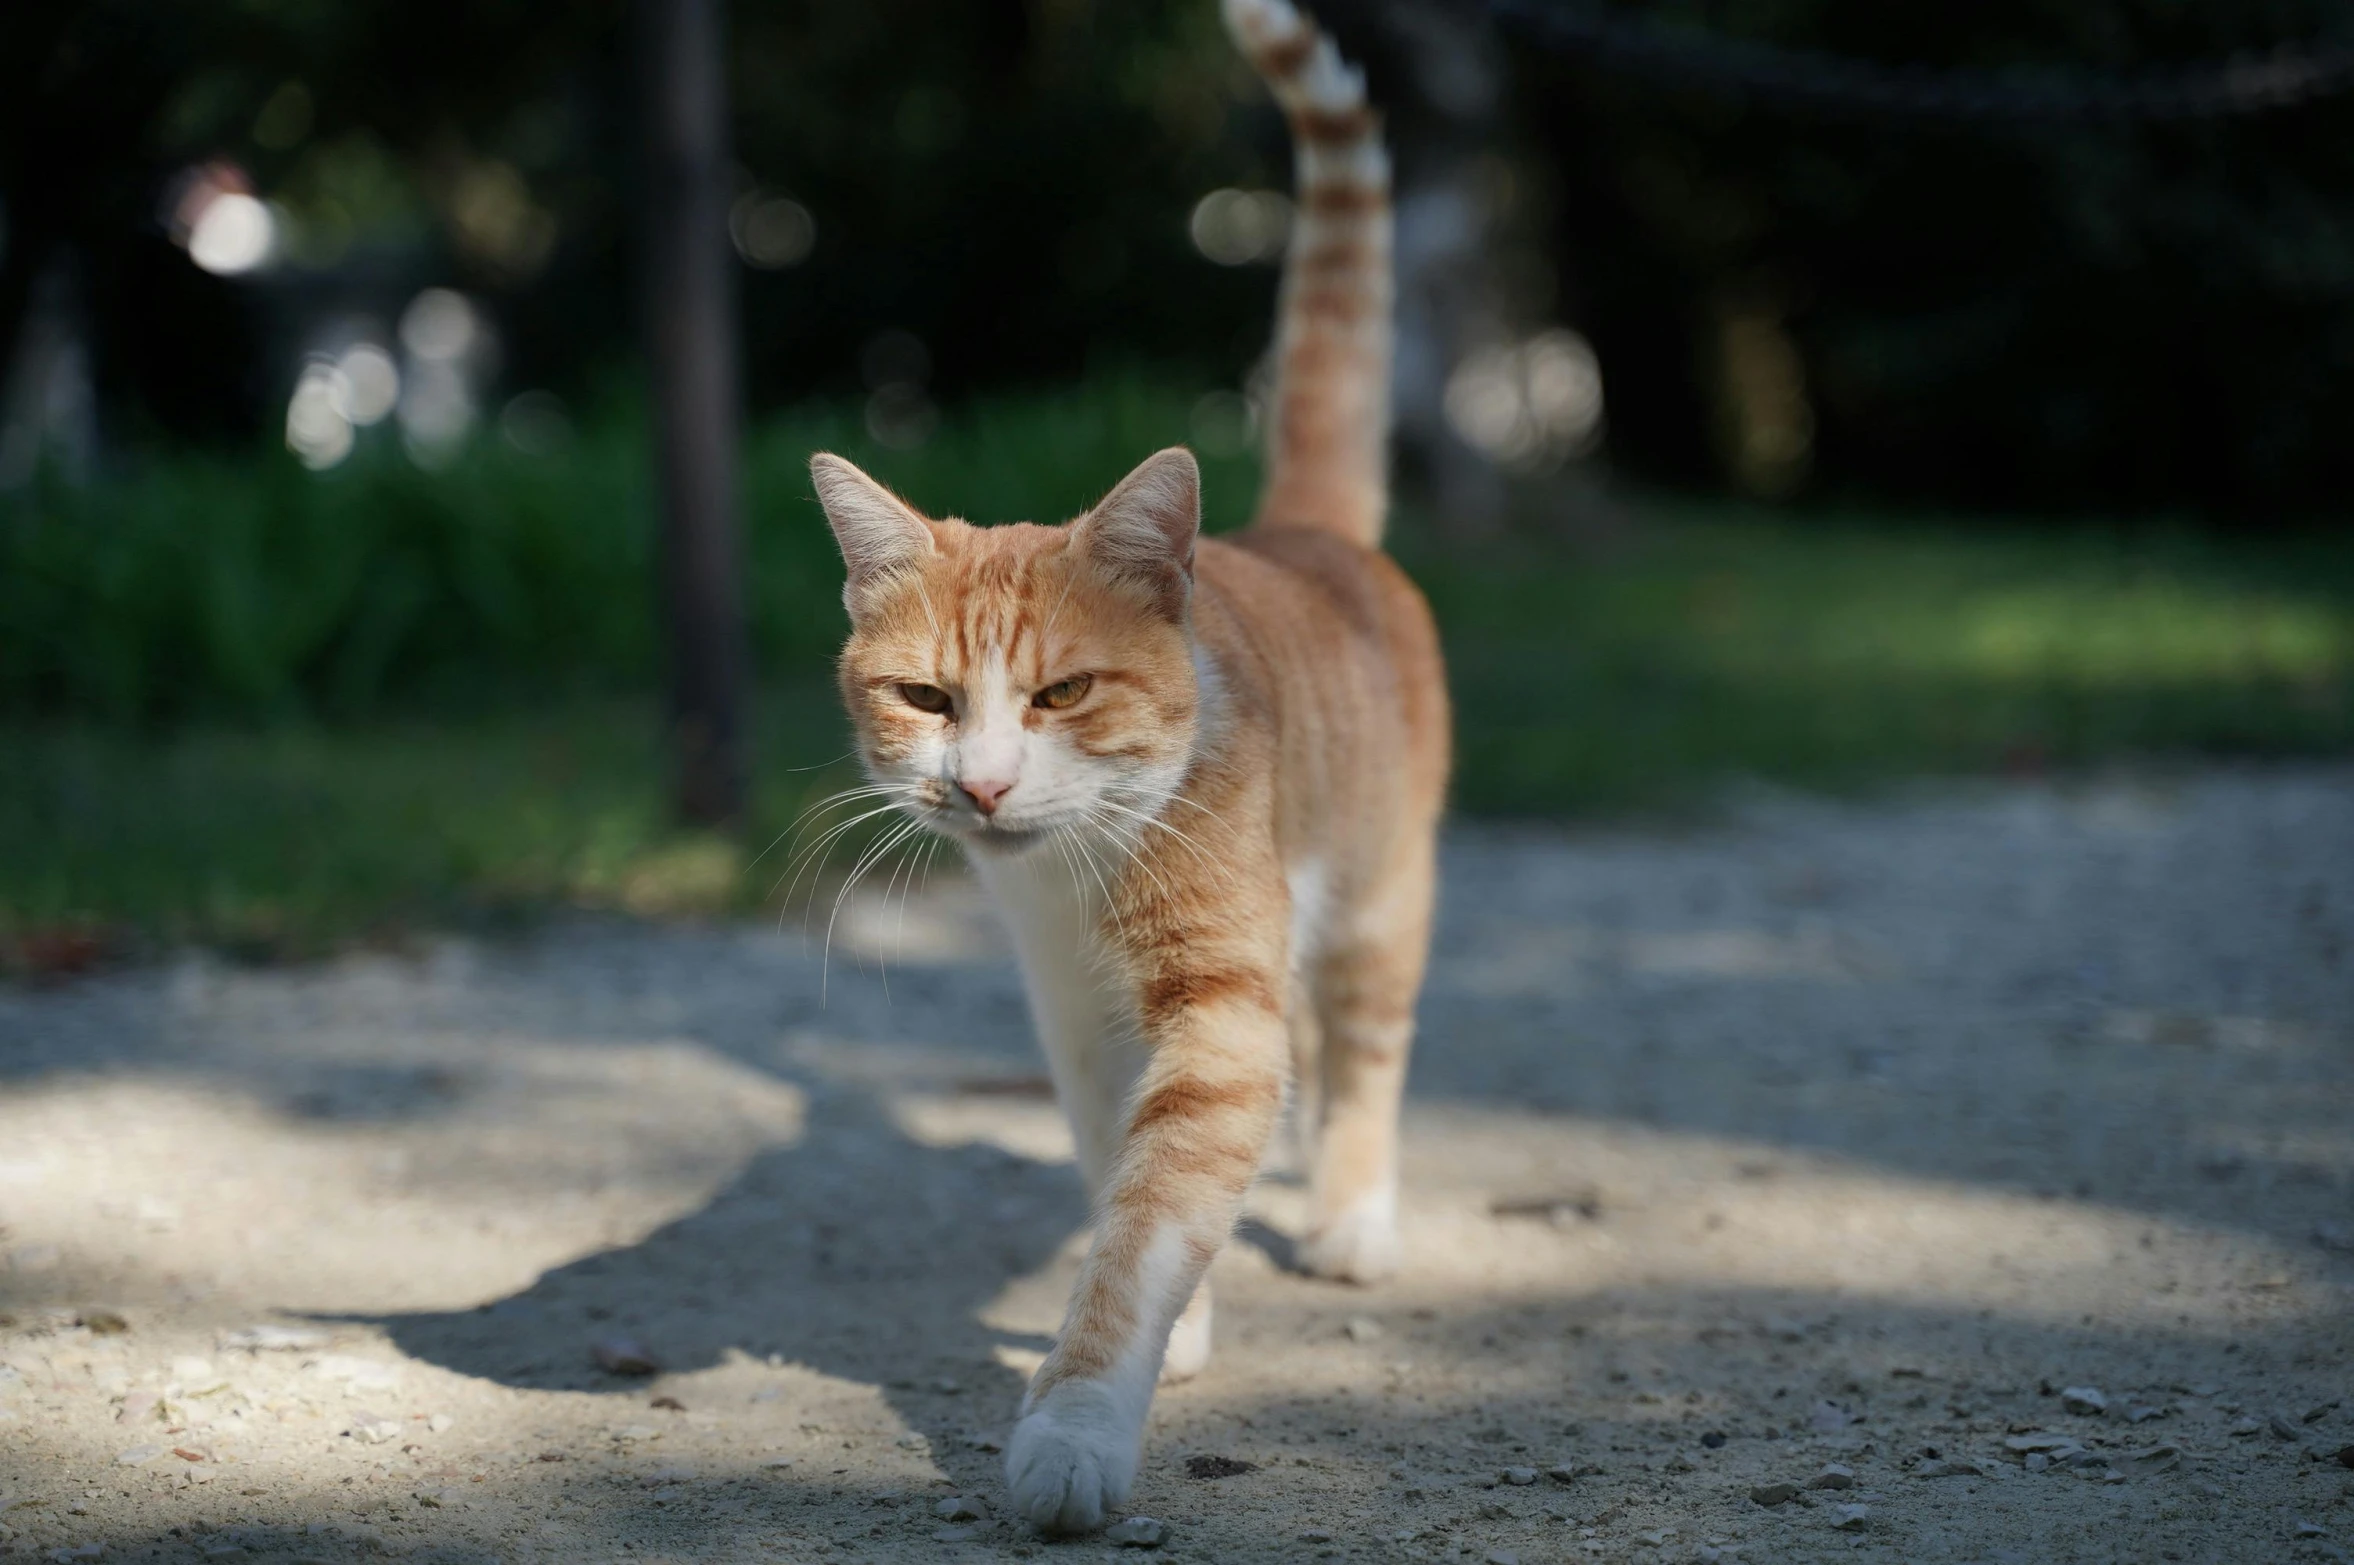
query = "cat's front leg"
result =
(1006, 963, 1287, 1532)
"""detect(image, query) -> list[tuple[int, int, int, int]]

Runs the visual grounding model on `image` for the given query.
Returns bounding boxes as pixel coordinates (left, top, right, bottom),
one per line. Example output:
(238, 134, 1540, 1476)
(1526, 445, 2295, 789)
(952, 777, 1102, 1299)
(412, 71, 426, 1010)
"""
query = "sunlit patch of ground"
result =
(1, 766, 2349, 1563)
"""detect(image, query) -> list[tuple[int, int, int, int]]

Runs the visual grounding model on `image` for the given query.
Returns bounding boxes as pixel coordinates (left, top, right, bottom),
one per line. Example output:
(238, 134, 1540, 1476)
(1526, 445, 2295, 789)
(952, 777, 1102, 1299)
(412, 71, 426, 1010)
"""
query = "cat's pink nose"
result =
(960, 777, 1014, 815)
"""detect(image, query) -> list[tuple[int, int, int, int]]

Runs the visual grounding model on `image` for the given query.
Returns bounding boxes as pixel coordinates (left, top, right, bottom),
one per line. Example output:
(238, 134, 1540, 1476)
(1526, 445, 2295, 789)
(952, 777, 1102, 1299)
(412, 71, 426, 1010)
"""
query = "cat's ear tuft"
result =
(811, 454, 935, 598)
(1074, 447, 1199, 614)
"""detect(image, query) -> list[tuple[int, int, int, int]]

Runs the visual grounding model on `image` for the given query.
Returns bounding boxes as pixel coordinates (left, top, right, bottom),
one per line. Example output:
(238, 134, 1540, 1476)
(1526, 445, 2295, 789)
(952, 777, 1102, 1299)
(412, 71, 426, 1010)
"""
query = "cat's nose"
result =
(960, 777, 1014, 815)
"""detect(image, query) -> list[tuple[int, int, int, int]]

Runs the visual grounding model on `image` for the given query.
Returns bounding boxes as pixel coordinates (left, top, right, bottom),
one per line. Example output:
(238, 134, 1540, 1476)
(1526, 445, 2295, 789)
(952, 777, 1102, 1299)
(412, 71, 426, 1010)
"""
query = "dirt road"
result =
(2, 767, 2350, 1564)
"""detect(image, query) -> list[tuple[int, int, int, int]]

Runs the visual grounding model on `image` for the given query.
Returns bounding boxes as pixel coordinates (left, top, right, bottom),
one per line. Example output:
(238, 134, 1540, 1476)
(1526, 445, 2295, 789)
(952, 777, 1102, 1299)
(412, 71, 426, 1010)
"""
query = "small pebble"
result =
(1831, 1503, 1870, 1531)
(2060, 1387, 2108, 1416)
(1664, 1455, 1696, 1473)
(1500, 1466, 1538, 1486)
(1548, 1462, 1603, 1483)
(1104, 1515, 1169, 1548)
(1344, 1317, 1383, 1343)
(1300, 1530, 1333, 1543)
(1699, 1431, 1727, 1449)
(2333, 1445, 2354, 1470)
(115, 1444, 163, 1467)
(2005, 1433, 2080, 1454)
(1750, 1481, 1802, 1507)
(2298, 1521, 2329, 1539)
(1808, 1464, 1856, 1490)
(170, 1357, 223, 1392)
(931, 1525, 978, 1543)
(2272, 1414, 2305, 1442)
(894, 1432, 927, 1450)
(426, 1413, 454, 1434)
(590, 1335, 660, 1376)
(346, 1412, 402, 1445)
(1483, 1552, 1519, 1565)
(936, 1496, 987, 1521)
(965, 1435, 1002, 1454)
(1916, 1459, 1983, 1479)
(2229, 1418, 2264, 1438)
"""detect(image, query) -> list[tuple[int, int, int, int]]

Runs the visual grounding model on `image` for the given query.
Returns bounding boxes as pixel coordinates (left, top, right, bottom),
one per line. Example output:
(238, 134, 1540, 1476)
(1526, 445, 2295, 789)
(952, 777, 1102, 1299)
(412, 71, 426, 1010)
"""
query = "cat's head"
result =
(811, 447, 1204, 855)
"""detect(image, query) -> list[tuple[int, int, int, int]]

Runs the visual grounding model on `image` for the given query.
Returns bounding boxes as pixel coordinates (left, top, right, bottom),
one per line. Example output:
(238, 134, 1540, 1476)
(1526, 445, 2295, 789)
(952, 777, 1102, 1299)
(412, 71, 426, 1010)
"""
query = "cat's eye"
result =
(1034, 674, 1093, 711)
(898, 682, 952, 714)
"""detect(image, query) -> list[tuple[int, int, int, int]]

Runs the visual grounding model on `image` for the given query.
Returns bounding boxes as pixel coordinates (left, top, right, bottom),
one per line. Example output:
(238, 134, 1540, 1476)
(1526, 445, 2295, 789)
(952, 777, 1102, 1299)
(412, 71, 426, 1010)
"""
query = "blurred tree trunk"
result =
(639, 0, 748, 829)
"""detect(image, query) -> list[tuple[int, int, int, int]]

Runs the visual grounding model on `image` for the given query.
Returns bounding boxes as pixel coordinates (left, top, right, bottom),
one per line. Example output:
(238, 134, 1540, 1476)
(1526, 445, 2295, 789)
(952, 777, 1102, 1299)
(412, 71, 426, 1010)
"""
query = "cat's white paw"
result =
(1159, 1283, 1213, 1384)
(1298, 1194, 1400, 1284)
(1005, 1380, 1139, 1534)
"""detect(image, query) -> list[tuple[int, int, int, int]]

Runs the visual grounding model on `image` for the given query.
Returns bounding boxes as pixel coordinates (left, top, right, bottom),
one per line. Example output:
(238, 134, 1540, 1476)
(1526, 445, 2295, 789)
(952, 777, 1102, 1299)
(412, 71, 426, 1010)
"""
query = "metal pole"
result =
(640, 0, 748, 828)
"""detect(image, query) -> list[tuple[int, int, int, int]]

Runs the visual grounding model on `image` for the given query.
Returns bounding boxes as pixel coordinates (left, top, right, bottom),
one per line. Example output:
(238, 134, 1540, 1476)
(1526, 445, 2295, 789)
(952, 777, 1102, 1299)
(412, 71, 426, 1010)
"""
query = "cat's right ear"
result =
(811, 454, 935, 607)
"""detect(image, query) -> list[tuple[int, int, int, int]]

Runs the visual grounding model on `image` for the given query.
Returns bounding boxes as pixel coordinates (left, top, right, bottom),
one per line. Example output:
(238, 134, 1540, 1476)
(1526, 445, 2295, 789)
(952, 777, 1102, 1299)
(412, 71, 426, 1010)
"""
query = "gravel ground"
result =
(2, 766, 2351, 1565)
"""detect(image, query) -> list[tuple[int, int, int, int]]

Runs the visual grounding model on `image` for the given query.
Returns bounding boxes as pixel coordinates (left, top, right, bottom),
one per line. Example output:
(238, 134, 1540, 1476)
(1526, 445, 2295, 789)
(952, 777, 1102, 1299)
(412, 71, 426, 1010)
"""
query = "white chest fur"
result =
(970, 842, 1145, 1201)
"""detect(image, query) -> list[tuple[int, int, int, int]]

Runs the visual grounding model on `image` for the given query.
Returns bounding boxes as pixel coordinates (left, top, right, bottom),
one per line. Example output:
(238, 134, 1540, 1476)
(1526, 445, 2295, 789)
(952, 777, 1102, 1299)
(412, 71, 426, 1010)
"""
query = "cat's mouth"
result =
(924, 804, 1069, 856)
(962, 825, 1047, 855)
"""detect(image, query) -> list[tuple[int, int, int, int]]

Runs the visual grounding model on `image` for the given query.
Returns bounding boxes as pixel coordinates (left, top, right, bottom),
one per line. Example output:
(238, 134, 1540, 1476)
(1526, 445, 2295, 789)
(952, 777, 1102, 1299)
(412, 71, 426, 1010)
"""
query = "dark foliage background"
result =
(6, 0, 2354, 512)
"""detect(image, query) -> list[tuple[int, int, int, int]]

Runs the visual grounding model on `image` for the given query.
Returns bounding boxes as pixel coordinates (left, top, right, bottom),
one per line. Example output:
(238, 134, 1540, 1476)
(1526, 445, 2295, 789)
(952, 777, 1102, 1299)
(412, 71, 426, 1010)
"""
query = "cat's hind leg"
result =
(1296, 842, 1435, 1285)
(1159, 1276, 1214, 1383)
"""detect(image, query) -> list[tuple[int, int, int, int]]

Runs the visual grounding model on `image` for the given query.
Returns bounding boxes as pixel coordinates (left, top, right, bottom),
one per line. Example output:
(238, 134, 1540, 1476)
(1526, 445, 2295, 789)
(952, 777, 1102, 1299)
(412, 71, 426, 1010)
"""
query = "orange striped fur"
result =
(1232, 0, 1395, 546)
(808, 0, 1444, 1534)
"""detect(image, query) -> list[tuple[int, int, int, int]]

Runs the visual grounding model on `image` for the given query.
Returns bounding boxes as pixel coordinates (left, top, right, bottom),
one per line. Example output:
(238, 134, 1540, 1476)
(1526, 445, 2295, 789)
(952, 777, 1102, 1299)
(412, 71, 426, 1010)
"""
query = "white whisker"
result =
(822, 816, 927, 1001)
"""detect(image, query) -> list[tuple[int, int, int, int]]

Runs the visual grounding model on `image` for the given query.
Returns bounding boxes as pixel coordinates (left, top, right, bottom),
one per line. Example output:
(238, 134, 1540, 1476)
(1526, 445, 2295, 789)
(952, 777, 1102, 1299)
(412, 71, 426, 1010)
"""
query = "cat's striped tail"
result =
(1223, 0, 1393, 550)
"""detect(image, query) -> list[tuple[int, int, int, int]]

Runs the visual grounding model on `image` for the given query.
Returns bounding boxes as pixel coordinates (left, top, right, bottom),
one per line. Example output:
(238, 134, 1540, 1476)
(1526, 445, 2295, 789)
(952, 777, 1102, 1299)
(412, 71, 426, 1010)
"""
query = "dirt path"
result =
(2, 767, 2351, 1565)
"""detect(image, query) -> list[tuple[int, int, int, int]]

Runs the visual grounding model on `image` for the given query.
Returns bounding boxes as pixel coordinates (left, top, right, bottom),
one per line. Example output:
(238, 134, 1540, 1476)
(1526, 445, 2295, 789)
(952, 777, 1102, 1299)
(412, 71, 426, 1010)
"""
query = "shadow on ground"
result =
(1, 768, 2351, 1562)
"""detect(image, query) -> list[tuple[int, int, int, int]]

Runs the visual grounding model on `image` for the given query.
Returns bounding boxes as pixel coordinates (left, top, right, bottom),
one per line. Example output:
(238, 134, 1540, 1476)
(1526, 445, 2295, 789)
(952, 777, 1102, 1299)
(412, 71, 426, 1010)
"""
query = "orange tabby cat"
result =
(810, 0, 1446, 1531)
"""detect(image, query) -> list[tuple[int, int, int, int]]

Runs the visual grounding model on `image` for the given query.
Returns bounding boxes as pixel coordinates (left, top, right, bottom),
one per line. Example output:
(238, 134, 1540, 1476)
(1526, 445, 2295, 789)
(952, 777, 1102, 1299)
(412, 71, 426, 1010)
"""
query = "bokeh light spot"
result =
(1189, 188, 1291, 266)
(285, 361, 354, 470)
(501, 391, 573, 456)
(1444, 329, 1605, 471)
(399, 289, 481, 363)
(334, 344, 400, 427)
(730, 193, 815, 269)
(187, 193, 277, 276)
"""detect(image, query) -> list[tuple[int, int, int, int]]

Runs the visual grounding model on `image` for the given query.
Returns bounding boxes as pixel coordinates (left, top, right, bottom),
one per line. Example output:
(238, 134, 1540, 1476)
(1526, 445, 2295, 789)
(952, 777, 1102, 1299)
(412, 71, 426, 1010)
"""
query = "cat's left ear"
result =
(1074, 447, 1199, 616)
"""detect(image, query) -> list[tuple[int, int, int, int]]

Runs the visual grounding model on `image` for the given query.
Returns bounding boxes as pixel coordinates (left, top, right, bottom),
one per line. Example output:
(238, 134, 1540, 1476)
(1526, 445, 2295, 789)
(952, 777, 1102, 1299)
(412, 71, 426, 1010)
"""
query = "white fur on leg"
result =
(1298, 1186, 1400, 1284)
(1159, 1278, 1213, 1384)
(1005, 1377, 1141, 1534)
(1007, 1228, 1190, 1532)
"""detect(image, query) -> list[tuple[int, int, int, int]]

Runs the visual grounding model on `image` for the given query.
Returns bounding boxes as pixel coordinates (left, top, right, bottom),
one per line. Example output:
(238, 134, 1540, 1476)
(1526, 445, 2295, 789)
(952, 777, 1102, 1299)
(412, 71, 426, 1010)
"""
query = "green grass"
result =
(3, 382, 2351, 957)
(0, 691, 867, 960)
(0, 379, 1263, 723)
(1414, 508, 2354, 814)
